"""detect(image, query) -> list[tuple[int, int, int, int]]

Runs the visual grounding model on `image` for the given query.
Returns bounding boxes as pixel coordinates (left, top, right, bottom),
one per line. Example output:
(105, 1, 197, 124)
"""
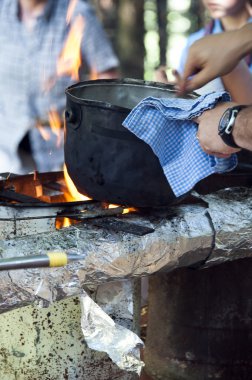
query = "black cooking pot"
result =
(64, 78, 197, 207)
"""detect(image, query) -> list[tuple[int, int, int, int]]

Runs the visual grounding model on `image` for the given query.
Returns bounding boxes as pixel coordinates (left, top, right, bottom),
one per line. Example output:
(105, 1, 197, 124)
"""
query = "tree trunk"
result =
(117, 0, 145, 78)
(156, 0, 167, 66)
(92, 0, 145, 79)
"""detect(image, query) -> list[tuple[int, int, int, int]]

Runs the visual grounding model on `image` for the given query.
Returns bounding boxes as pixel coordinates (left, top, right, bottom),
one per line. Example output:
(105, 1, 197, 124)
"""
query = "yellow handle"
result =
(47, 252, 68, 267)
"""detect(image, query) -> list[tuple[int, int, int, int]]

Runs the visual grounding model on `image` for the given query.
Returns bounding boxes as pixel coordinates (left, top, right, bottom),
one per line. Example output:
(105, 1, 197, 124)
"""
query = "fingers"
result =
(202, 149, 232, 158)
(181, 66, 215, 94)
(172, 69, 187, 95)
(171, 69, 182, 92)
(199, 141, 234, 158)
(154, 66, 169, 83)
(177, 56, 199, 94)
(176, 46, 215, 94)
(197, 139, 240, 158)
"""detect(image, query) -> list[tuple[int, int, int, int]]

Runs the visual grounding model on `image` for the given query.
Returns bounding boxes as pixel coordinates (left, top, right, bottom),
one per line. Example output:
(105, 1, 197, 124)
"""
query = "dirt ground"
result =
(140, 370, 154, 379)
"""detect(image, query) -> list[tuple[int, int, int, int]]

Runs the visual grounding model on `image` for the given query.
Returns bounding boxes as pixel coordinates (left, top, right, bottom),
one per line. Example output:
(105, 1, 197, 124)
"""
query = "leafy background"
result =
(91, 0, 207, 79)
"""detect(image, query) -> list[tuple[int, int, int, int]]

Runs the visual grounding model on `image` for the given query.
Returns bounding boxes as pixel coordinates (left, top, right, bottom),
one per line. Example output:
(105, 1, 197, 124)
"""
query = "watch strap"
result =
(218, 105, 246, 148)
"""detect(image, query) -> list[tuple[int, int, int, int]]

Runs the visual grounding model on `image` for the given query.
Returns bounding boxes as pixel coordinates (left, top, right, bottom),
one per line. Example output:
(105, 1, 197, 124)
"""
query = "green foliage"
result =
(144, 0, 205, 79)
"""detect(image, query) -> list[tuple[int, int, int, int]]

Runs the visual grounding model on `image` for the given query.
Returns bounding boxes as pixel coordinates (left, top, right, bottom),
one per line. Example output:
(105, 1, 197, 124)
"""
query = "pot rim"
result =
(65, 78, 191, 111)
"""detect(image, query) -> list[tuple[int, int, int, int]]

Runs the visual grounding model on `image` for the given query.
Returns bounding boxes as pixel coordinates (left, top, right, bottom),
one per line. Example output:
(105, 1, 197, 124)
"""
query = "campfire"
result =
(0, 169, 139, 241)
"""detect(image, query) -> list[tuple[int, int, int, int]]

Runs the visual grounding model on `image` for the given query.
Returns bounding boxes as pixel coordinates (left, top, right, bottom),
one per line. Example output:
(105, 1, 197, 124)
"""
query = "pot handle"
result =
(65, 105, 82, 130)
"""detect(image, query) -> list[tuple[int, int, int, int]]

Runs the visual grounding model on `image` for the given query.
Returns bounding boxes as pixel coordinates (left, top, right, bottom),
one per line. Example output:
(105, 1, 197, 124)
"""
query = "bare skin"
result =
(202, 0, 249, 30)
(179, 23, 252, 94)
(19, 0, 47, 14)
(193, 103, 252, 156)
(222, 60, 252, 104)
(193, 102, 240, 157)
(174, 23, 252, 156)
(156, 0, 252, 99)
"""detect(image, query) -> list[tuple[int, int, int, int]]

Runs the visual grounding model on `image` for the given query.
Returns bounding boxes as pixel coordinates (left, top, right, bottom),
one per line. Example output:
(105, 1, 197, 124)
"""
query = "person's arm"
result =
(194, 103, 252, 157)
(179, 23, 252, 94)
(232, 105, 252, 151)
(221, 60, 252, 104)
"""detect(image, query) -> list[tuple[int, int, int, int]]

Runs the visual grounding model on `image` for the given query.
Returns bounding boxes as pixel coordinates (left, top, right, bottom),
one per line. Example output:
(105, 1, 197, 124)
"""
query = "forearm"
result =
(179, 23, 252, 94)
(233, 106, 252, 151)
(235, 23, 252, 61)
(218, 24, 252, 73)
(222, 61, 252, 104)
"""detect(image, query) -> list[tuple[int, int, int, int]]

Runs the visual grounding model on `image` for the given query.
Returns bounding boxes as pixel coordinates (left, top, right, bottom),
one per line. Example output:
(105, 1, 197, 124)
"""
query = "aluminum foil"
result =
(80, 291, 144, 375)
(0, 187, 252, 313)
(1, 187, 252, 373)
(199, 187, 252, 267)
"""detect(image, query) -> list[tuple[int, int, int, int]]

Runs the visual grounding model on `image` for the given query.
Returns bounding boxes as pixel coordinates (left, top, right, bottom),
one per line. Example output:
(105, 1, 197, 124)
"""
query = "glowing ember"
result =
(59, 217, 72, 228)
(108, 204, 119, 209)
(122, 208, 136, 214)
(108, 204, 137, 214)
(57, 14, 85, 81)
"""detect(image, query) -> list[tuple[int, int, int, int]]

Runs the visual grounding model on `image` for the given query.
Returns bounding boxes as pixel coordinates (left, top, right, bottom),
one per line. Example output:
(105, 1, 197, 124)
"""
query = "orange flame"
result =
(89, 68, 98, 80)
(48, 107, 63, 147)
(36, 122, 51, 141)
(58, 217, 72, 228)
(66, 0, 78, 24)
(122, 208, 137, 214)
(63, 164, 90, 202)
(108, 204, 136, 214)
(56, 164, 90, 229)
(39, 3, 85, 150)
(36, 108, 63, 146)
(57, 15, 85, 81)
(56, 166, 137, 229)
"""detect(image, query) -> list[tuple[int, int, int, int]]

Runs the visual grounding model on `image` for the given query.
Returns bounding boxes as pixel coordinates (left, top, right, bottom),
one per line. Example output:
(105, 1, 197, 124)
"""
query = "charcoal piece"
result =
(90, 218, 155, 236)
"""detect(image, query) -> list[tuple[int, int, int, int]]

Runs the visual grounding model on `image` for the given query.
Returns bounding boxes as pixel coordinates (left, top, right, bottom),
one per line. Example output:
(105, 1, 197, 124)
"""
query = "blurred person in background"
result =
(154, 0, 252, 170)
(156, 0, 252, 104)
(174, 1, 252, 169)
(178, 0, 252, 101)
(0, 0, 119, 174)
(179, 23, 252, 93)
(177, 23, 252, 157)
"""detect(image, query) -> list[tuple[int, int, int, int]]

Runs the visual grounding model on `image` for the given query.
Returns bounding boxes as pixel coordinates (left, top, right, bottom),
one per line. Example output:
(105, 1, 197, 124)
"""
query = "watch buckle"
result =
(225, 109, 238, 134)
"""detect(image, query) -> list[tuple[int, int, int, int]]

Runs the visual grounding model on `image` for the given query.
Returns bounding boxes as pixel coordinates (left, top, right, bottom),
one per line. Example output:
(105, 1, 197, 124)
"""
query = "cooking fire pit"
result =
(1, 170, 252, 379)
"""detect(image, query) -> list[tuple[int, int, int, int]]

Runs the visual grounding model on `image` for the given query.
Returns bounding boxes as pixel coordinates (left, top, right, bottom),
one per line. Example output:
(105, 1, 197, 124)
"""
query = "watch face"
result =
(217, 105, 244, 148)
(222, 111, 230, 125)
(219, 109, 231, 135)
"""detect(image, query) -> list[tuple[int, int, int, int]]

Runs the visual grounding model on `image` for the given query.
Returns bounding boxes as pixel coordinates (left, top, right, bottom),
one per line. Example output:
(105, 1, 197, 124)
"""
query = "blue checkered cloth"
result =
(122, 92, 237, 197)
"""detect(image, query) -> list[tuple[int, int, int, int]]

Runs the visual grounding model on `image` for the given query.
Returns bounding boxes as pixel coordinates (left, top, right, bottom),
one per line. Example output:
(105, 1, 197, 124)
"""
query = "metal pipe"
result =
(0, 252, 85, 271)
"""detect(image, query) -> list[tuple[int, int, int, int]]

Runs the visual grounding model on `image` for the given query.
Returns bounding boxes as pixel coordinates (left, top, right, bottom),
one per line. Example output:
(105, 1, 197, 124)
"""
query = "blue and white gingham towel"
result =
(122, 91, 237, 197)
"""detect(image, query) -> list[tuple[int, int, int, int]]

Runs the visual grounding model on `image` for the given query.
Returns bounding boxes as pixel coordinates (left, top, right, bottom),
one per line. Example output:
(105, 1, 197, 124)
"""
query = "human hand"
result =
(153, 66, 169, 83)
(177, 30, 246, 94)
(193, 102, 241, 158)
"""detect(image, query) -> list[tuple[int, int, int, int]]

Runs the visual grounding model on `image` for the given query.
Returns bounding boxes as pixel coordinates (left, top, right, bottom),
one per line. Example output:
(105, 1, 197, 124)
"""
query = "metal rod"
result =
(0, 252, 85, 271)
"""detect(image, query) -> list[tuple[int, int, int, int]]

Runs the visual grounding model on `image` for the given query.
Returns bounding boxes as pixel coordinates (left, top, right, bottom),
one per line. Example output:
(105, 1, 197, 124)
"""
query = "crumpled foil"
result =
(1, 187, 252, 314)
(1, 186, 252, 373)
(80, 291, 144, 375)
(198, 187, 252, 267)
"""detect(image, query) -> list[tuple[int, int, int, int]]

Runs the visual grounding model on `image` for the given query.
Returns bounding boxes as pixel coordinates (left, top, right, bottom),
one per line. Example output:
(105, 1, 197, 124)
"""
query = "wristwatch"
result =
(218, 105, 246, 148)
